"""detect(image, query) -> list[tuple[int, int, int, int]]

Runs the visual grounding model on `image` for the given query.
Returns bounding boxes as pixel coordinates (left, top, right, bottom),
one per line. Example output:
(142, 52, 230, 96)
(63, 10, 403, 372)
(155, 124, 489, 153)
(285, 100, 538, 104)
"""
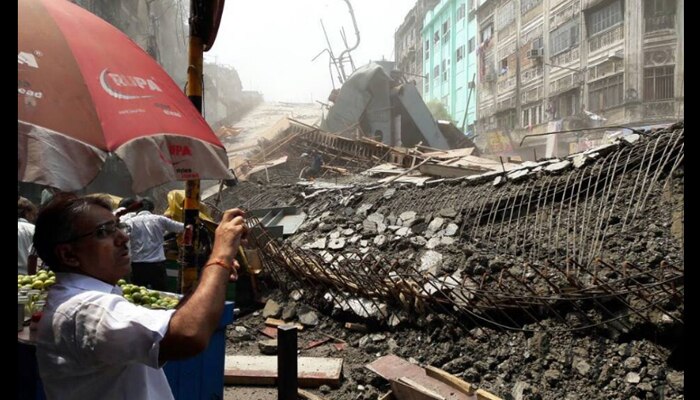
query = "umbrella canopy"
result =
(18, 0, 232, 193)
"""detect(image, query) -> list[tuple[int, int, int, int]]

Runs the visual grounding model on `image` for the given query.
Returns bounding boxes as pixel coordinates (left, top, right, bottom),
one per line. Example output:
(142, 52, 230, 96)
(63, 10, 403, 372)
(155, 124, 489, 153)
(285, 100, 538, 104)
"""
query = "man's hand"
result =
(208, 208, 247, 277)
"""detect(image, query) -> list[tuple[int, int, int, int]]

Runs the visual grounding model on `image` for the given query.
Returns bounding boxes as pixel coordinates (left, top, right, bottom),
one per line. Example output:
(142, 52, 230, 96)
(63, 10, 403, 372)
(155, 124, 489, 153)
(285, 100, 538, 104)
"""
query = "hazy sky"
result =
(206, 0, 417, 103)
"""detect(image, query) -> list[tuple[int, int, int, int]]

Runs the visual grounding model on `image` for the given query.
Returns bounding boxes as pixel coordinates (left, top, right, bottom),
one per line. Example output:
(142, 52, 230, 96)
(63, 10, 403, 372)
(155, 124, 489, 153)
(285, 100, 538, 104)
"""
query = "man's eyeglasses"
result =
(67, 221, 131, 242)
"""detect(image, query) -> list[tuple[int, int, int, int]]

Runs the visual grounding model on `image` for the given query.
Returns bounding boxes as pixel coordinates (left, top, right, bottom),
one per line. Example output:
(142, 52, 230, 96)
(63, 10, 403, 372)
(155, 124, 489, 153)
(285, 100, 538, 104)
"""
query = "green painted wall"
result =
(422, 0, 477, 135)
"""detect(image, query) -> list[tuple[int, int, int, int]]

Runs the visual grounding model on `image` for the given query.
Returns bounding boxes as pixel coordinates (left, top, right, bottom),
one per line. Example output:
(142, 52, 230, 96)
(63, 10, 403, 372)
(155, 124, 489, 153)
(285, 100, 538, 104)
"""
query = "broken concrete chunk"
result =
(299, 311, 319, 327)
(388, 314, 402, 327)
(396, 227, 411, 237)
(362, 220, 378, 235)
(358, 335, 370, 348)
(306, 237, 327, 250)
(328, 238, 346, 250)
(410, 236, 427, 247)
(623, 356, 642, 370)
(329, 231, 341, 239)
(342, 228, 355, 236)
(318, 222, 334, 232)
(383, 188, 396, 199)
(370, 334, 386, 342)
(545, 160, 572, 173)
(425, 237, 442, 249)
(625, 372, 641, 384)
(281, 303, 297, 321)
(493, 176, 505, 186)
(373, 235, 387, 248)
(355, 203, 373, 217)
(438, 208, 458, 218)
(367, 213, 385, 225)
(359, 239, 369, 247)
(574, 360, 591, 376)
(262, 299, 282, 319)
(377, 222, 387, 234)
(507, 169, 530, 181)
(443, 223, 459, 237)
(440, 237, 455, 246)
(258, 339, 278, 355)
(427, 217, 444, 233)
(420, 250, 443, 273)
(349, 234, 362, 244)
(399, 211, 416, 221)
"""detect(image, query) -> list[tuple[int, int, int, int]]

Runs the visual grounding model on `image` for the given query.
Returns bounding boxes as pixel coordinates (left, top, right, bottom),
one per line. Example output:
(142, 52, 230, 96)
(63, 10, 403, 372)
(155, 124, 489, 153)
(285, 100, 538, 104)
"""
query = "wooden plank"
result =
(366, 355, 477, 400)
(264, 317, 304, 331)
(224, 355, 343, 388)
(424, 366, 475, 395)
(391, 378, 444, 400)
(475, 389, 503, 400)
(379, 390, 396, 400)
(298, 388, 327, 400)
(396, 377, 447, 399)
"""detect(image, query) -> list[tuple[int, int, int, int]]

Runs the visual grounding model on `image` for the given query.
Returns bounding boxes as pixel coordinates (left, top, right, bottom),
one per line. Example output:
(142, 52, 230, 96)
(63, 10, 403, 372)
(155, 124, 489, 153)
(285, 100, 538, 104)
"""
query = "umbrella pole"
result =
(180, 19, 205, 295)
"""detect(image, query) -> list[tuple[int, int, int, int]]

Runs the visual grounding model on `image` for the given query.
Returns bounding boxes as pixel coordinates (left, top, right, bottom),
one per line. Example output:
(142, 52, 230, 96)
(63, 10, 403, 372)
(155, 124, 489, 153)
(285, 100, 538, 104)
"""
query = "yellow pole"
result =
(180, 27, 205, 294)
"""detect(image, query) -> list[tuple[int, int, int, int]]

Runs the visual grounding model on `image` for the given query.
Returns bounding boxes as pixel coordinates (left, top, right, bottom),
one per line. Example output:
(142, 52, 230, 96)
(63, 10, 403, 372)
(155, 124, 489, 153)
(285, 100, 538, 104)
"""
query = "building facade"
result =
(474, 0, 683, 159)
(421, 0, 479, 135)
(395, 0, 441, 98)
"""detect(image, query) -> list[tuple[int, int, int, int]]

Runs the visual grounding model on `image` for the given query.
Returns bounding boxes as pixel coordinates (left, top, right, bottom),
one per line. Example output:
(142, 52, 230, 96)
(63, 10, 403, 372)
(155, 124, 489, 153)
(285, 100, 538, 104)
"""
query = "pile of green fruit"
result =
(117, 280, 180, 310)
(18, 270, 56, 291)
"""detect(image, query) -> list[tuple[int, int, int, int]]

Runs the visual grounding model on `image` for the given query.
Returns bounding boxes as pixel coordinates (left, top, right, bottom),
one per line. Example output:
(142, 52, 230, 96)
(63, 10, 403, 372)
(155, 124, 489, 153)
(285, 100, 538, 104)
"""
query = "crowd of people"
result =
(18, 191, 245, 399)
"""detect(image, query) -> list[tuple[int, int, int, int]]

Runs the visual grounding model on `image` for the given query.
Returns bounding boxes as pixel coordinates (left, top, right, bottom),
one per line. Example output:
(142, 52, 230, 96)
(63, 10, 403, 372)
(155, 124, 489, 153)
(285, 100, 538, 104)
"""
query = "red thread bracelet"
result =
(204, 259, 232, 273)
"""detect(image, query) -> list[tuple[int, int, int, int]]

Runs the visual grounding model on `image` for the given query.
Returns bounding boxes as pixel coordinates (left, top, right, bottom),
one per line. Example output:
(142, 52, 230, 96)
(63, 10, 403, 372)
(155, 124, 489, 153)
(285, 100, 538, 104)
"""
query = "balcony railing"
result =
(589, 24, 624, 53)
(644, 14, 676, 33)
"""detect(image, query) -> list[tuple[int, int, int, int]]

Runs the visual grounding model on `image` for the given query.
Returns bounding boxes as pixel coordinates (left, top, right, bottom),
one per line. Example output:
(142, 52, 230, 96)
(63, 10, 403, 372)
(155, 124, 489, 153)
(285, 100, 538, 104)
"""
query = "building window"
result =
(548, 90, 580, 119)
(587, 0, 623, 37)
(425, 40, 430, 60)
(496, 1, 515, 31)
(521, 0, 542, 14)
(434, 65, 440, 79)
(457, 4, 466, 20)
(442, 20, 450, 43)
(589, 74, 623, 111)
(550, 19, 579, 56)
(456, 45, 465, 61)
(499, 58, 508, 75)
(468, 37, 476, 53)
(522, 103, 543, 127)
(481, 23, 493, 43)
(425, 73, 430, 93)
(442, 59, 449, 82)
(644, 0, 676, 32)
(644, 66, 674, 100)
(496, 110, 516, 131)
(434, 31, 440, 44)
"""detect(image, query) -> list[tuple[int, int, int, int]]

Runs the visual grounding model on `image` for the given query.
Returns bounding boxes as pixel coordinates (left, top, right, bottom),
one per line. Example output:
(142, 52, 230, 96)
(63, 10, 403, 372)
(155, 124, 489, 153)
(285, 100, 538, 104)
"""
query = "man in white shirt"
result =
(126, 198, 184, 291)
(18, 196, 38, 275)
(33, 193, 246, 400)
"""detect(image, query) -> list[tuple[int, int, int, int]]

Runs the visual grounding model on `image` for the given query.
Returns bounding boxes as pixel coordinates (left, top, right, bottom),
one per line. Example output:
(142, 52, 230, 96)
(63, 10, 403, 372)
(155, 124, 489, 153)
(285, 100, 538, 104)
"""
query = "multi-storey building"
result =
(395, 0, 441, 95)
(421, 0, 479, 135)
(474, 0, 683, 159)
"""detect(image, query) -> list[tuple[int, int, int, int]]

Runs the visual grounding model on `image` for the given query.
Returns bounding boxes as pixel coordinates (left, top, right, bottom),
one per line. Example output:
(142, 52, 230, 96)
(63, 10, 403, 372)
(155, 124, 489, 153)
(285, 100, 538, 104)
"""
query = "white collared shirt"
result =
(18, 218, 35, 274)
(36, 273, 176, 400)
(126, 211, 184, 263)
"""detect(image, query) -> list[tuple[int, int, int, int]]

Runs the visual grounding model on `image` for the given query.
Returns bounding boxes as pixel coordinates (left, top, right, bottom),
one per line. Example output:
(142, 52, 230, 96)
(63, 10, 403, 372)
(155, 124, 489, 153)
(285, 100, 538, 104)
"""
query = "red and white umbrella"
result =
(18, 0, 232, 193)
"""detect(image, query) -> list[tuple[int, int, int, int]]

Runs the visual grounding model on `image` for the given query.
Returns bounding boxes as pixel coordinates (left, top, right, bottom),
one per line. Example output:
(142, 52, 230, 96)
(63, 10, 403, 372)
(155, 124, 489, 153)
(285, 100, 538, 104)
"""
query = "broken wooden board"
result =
(264, 317, 304, 331)
(392, 377, 447, 400)
(224, 355, 343, 388)
(366, 355, 477, 400)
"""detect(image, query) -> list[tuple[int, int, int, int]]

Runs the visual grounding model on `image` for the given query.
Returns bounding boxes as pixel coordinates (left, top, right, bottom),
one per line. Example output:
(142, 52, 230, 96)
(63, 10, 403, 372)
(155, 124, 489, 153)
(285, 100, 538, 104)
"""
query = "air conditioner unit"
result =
(468, 81, 476, 89)
(484, 71, 496, 82)
(527, 48, 543, 59)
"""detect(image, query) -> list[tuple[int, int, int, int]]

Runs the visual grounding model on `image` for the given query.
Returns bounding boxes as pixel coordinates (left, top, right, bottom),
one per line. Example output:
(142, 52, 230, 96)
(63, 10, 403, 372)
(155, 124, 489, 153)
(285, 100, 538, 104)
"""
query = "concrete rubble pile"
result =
(216, 122, 683, 400)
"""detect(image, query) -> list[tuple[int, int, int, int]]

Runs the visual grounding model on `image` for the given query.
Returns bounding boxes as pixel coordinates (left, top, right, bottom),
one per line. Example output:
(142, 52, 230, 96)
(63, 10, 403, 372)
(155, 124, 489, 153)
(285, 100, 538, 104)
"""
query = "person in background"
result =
(114, 197, 140, 222)
(126, 197, 184, 291)
(33, 193, 247, 399)
(18, 196, 38, 275)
